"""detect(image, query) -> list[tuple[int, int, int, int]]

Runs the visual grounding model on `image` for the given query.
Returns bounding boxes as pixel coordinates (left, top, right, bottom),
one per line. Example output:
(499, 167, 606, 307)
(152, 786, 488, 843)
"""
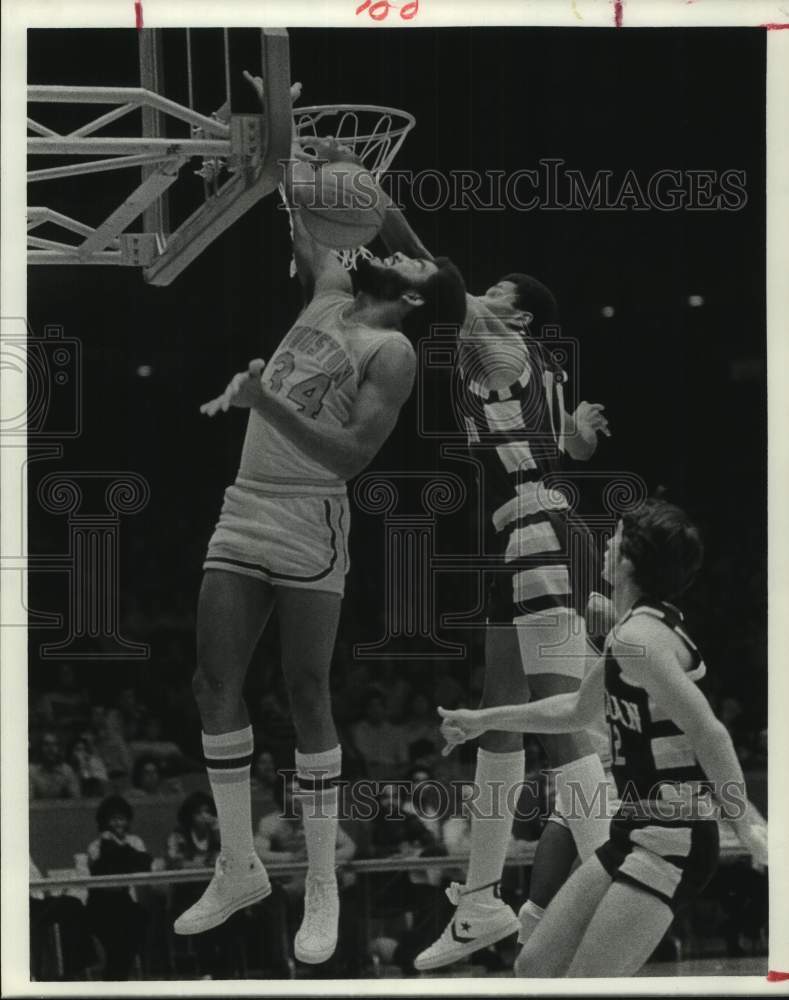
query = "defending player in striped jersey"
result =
(439, 499, 768, 976)
(176, 126, 467, 963)
(375, 206, 615, 969)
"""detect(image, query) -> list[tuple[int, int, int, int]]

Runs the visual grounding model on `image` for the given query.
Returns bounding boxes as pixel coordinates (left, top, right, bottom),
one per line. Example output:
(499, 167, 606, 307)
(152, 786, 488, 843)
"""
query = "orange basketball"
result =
(298, 161, 386, 250)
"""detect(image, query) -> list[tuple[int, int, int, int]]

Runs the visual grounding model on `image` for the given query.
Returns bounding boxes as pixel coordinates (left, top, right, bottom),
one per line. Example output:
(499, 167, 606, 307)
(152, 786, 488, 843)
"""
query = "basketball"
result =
(298, 160, 386, 250)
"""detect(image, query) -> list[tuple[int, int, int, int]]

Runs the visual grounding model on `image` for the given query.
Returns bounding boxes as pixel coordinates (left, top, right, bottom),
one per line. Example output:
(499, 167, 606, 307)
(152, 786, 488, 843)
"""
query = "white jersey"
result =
(238, 290, 412, 491)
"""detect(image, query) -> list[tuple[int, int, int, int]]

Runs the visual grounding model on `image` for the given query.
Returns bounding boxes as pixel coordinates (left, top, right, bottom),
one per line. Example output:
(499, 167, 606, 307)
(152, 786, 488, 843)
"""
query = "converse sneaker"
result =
(173, 853, 271, 935)
(294, 873, 339, 964)
(414, 881, 520, 972)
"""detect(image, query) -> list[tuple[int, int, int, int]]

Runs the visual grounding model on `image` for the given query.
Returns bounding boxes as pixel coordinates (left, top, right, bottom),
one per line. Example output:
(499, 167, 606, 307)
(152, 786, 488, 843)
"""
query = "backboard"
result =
(27, 28, 293, 286)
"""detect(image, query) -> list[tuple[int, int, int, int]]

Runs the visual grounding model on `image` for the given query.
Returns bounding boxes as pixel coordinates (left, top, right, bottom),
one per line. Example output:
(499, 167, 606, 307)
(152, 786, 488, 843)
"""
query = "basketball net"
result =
(282, 102, 415, 276)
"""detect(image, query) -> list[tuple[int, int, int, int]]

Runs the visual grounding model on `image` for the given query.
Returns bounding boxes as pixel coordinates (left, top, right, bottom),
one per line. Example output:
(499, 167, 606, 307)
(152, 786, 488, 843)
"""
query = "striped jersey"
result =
(604, 600, 710, 801)
(457, 295, 569, 551)
(238, 290, 412, 491)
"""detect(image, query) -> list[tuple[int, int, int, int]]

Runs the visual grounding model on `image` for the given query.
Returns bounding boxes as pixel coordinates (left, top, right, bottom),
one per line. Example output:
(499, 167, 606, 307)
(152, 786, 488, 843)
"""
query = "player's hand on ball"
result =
(200, 358, 267, 416)
(438, 706, 487, 755)
(574, 401, 611, 439)
(297, 135, 362, 167)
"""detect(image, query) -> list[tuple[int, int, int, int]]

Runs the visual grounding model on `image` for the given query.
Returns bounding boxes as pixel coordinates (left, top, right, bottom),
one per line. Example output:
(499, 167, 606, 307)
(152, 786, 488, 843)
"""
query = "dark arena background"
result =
(26, 27, 768, 980)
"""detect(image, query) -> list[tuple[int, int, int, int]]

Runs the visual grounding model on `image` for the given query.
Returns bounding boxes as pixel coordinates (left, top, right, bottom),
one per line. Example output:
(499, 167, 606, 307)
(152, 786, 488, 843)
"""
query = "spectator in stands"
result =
(250, 748, 277, 795)
(256, 675, 298, 765)
(166, 791, 221, 870)
(69, 731, 109, 798)
(350, 690, 409, 780)
(29, 731, 81, 800)
(112, 686, 148, 743)
(35, 663, 90, 733)
(86, 795, 152, 980)
(376, 659, 412, 722)
(431, 663, 466, 713)
(127, 755, 182, 799)
(87, 704, 133, 782)
(441, 781, 475, 857)
(127, 713, 186, 772)
(250, 748, 280, 824)
(166, 792, 243, 979)
(405, 765, 445, 849)
(402, 692, 443, 765)
(367, 782, 450, 975)
(29, 857, 96, 980)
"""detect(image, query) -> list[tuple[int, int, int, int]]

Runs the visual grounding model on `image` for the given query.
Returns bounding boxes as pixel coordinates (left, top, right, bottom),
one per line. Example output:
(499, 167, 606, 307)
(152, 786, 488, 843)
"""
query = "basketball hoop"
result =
(283, 104, 415, 271)
(293, 104, 415, 180)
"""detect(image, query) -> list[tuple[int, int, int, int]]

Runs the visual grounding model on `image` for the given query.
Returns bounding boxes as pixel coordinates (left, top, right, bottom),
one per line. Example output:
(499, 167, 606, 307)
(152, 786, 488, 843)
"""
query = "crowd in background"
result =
(28, 605, 769, 981)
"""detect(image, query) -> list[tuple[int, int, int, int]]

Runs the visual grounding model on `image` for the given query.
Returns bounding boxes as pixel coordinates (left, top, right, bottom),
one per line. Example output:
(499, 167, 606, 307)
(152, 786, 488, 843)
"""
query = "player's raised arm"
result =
(377, 193, 435, 262)
(282, 152, 353, 300)
(439, 658, 605, 753)
(252, 338, 416, 482)
(243, 73, 351, 301)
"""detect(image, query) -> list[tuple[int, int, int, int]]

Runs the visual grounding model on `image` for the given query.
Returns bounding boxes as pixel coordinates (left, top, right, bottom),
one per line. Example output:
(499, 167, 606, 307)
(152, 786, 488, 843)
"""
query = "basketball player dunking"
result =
(440, 499, 768, 976)
(375, 203, 616, 969)
(176, 130, 467, 963)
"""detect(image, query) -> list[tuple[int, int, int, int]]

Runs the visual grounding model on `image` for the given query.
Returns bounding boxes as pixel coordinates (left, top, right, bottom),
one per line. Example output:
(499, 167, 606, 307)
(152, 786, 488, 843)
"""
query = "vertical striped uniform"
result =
(596, 600, 720, 910)
(204, 290, 413, 594)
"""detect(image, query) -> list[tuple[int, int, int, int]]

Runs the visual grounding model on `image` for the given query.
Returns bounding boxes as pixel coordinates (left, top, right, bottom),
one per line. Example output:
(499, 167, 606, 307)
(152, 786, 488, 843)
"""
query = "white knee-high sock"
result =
(555, 753, 612, 861)
(295, 745, 341, 879)
(463, 747, 525, 906)
(518, 899, 545, 945)
(202, 726, 255, 862)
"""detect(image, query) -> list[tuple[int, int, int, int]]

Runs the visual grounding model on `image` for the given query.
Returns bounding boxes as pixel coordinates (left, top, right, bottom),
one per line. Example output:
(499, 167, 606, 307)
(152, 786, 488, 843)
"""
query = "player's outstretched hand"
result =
(575, 401, 611, 439)
(200, 358, 266, 417)
(243, 70, 302, 108)
(438, 706, 488, 756)
(733, 805, 768, 869)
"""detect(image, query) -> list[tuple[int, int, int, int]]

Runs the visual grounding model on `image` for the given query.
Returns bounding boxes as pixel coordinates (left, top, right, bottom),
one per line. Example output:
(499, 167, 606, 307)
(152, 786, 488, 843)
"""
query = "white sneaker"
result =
(294, 873, 339, 964)
(414, 882, 520, 972)
(173, 854, 271, 935)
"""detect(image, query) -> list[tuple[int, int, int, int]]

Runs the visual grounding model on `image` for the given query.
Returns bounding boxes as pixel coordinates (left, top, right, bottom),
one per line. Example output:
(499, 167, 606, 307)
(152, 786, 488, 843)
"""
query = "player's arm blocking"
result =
(377, 193, 435, 262)
(253, 339, 416, 481)
(439, 657, 606, 753)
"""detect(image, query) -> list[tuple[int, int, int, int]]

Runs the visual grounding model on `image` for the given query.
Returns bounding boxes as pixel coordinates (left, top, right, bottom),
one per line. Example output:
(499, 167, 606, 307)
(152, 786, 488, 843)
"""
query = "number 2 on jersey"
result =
(611, 722, 625, 766)
(268, 351, 331, 419)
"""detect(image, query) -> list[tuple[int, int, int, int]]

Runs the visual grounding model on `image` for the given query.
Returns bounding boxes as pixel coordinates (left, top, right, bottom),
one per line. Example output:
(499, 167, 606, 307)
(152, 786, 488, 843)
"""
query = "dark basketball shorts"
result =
(595, 809, 720, 912)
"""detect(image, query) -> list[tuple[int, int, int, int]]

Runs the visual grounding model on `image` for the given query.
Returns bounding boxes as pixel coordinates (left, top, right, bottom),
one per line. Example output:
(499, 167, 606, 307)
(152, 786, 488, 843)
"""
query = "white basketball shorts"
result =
(204, 480, 350, 596)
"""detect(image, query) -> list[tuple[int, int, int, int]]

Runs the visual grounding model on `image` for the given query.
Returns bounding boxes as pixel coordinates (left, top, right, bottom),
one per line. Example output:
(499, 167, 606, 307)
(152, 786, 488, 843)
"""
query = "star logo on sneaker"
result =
(451, 919, 476, 943)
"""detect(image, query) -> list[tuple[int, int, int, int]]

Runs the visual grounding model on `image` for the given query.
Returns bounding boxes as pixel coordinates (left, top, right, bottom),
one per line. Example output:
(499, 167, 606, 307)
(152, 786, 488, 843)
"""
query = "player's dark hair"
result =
(96, 794, 134, 830)
(501, 273, 559, 334)
(403, 256, 467, 340)
(620, 498, 703, 601)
